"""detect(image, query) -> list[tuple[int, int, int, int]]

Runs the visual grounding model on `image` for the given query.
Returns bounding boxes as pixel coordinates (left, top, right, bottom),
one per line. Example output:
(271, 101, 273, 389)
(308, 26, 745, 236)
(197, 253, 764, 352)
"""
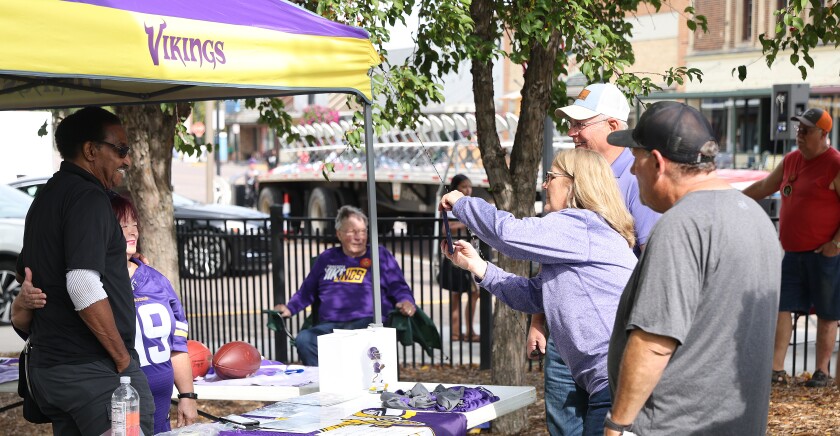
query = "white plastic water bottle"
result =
(111, 376, 140, 436)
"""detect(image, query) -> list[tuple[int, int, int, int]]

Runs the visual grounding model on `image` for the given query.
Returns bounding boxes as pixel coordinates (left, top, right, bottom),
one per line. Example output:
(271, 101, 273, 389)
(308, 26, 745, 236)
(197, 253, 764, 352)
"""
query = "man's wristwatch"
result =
(604, 411, 632, 434)
(832, 240, 840, 249)
(177, 392, 198, 400)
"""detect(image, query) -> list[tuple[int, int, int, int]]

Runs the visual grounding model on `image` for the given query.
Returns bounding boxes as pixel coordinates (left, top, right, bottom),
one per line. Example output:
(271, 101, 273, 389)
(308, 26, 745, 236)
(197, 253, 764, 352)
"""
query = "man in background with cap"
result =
(743, 107, 840, 388)
(605, 101, 780, 434)
(527, 83, 660, 435)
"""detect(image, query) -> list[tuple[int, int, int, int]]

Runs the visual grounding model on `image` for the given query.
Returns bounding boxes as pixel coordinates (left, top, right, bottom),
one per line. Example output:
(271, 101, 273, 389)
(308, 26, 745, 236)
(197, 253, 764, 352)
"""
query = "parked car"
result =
(0, 184, 32, 324)
(172, 193, 271, 278)
(8, 176, 270, 279)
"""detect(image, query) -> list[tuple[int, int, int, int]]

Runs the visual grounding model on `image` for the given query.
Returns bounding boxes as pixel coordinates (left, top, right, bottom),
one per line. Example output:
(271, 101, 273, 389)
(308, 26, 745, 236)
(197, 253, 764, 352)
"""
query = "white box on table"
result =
(317, 326, 397, 394)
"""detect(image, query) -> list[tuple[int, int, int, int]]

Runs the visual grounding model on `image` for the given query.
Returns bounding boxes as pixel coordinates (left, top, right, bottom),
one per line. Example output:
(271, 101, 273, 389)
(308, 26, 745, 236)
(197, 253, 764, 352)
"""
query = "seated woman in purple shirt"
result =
(274, 205, 416, 366)
(439, 148, 637, 436)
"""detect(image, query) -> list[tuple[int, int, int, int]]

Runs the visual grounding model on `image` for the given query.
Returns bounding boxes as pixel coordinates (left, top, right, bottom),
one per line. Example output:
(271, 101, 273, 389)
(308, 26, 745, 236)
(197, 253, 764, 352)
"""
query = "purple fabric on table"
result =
(68, 0, 370, 39)
(206, 359, 278, 377)
(434, 386, 499, 412)
(0, 358, 20, 384)
(218, 408, 467, 436)
(219, 431, 316, 436)
(384, 383, 499, 413)
(444, 386, 499, 413)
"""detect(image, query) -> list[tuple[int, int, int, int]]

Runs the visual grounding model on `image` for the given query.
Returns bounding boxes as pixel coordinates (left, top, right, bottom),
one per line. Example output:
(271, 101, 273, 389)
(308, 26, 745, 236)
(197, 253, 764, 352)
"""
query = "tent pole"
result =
(364, 101, 383, 327)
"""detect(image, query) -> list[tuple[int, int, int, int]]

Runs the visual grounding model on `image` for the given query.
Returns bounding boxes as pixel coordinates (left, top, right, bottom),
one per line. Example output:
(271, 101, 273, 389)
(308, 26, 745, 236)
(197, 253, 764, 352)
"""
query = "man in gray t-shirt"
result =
(604, 102, 781, 435)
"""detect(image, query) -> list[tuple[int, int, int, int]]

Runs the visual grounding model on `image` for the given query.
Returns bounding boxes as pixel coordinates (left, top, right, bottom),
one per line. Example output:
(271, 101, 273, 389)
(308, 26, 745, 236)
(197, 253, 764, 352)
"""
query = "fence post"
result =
(270, 205, 288, 362)
(479, 240, 493, 370)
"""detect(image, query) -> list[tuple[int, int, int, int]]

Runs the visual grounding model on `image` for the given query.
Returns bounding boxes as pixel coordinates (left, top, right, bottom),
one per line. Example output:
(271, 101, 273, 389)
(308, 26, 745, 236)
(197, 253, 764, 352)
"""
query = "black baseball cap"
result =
(607, 101, 718, 164)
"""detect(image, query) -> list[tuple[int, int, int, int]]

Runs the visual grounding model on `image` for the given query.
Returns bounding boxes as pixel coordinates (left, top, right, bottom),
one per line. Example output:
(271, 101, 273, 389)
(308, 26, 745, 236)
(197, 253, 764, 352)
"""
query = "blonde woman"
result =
(439, 148, 637, 436)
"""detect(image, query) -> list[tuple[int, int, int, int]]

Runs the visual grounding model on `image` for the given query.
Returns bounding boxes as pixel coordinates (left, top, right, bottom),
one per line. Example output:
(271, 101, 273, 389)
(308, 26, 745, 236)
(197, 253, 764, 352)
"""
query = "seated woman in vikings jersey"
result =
(273, 205, 417, 367)
(111, 195, 197, 433)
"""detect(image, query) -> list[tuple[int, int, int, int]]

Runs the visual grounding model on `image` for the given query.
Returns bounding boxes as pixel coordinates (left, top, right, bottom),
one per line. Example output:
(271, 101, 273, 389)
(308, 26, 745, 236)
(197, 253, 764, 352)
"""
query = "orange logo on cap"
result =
(576, 89, 591, 100)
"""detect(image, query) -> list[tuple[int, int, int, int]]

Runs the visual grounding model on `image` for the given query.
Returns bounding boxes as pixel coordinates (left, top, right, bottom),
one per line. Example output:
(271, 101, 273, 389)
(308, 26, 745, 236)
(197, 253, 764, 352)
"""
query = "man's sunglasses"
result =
(99, 140, 131, 158)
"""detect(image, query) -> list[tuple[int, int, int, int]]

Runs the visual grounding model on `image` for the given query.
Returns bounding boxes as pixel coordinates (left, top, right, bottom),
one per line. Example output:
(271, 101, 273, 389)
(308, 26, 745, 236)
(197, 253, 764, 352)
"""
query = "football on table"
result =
(187, 340, 212, 378)
(212, 341, 262, 379)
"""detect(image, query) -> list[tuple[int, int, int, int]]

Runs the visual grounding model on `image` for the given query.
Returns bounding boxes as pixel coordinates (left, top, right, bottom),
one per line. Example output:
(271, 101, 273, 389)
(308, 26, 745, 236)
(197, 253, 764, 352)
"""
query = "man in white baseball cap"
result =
(555, 83, 631, 162)
(555, 83, 631, 122)
(529, 83, 659, 435)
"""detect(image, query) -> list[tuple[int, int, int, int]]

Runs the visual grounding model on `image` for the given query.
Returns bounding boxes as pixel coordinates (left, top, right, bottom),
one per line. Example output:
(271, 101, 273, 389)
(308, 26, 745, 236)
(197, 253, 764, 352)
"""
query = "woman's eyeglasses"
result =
(99, 140, 131, 158)
(544, 171, 573, 183)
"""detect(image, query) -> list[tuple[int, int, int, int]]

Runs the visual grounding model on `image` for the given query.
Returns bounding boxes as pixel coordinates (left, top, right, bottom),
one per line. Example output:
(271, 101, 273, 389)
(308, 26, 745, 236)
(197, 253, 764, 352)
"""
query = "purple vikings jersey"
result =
(130, 259, 189, 434)
(285, 246, 415, 323)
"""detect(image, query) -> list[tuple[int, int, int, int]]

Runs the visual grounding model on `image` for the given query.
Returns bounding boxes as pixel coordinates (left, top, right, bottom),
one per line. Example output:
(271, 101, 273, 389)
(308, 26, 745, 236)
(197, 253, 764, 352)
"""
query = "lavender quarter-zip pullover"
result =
(453, 197, 636, 394)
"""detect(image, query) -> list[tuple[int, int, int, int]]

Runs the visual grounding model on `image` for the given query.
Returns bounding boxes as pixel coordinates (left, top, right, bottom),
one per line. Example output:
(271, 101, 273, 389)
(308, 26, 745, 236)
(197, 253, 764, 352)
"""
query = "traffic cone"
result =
(282, 193, 291, 235)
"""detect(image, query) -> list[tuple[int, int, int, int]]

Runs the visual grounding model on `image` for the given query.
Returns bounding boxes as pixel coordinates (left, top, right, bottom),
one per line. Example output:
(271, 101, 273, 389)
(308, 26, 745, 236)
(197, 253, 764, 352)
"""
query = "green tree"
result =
(734, 1, 840, 80)
(115, 103, 194, 291)
(275, 1, 705, 432)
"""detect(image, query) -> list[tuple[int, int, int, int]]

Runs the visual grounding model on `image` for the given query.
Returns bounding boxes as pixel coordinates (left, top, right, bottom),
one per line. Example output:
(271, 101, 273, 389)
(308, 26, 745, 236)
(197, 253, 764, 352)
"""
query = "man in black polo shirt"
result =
(16, 107, 154, 435)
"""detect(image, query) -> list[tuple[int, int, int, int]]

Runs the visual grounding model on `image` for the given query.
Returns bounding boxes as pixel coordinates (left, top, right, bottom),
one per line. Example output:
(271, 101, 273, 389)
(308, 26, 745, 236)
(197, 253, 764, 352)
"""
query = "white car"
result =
(0, 184, 33, 324)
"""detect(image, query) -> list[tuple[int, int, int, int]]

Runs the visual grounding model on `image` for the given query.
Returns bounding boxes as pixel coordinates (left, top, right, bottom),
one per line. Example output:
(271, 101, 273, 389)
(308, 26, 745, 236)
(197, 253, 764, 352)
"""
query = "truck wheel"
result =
(308, 187, 337, 236)
(258, 186, 282, 214)
(335, 188, 358, 207)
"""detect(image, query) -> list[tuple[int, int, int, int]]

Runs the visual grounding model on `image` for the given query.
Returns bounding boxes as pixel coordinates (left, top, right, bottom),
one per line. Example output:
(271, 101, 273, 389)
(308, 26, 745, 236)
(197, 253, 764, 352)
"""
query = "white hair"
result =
(334, 205, 368, 231)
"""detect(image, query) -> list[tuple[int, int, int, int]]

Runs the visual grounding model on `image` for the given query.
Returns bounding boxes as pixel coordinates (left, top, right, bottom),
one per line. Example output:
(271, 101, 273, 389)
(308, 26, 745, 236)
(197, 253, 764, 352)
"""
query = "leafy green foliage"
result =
(162, 103, 201, 156)
(285, 0, 706, 175)
(244, 98, 299, 146)
(736, 2, 840, 80)
(288, 0, 706, 141)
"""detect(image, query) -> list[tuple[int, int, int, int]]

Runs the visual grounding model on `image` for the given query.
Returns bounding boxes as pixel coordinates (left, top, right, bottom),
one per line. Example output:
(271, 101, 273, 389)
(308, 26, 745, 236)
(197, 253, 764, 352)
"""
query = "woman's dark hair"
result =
(449, 174, 470, 192)
(110, 194, 140, 233)
(55, 107, 121, 160)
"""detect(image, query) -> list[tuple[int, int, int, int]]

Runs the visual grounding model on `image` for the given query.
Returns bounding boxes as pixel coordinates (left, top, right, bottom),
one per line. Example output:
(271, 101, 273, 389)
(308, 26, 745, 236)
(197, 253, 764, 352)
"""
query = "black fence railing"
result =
(175, 208, 827, 375)
(269, 211, 494, 368)
(176, 219, 276, 359)
(176, 212, 495, 367)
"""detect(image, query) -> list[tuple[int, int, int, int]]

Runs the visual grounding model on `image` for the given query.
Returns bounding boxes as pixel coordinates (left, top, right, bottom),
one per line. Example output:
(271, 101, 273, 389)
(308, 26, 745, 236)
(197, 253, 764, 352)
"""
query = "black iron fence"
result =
(176, 212, 495, 367)
(269, 212, 495, 368)
(175, 220, 275, 359)
(175, 208, 829, 375)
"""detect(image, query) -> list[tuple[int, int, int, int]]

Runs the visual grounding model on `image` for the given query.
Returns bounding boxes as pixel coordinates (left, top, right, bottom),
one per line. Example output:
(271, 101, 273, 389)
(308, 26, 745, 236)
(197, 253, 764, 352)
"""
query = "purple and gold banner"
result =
(0, 0, 380, 109)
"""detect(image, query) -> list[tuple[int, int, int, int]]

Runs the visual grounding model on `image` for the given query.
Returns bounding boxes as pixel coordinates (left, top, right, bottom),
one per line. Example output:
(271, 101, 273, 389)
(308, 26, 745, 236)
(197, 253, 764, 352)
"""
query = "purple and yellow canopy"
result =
(0, 0, 381, 109)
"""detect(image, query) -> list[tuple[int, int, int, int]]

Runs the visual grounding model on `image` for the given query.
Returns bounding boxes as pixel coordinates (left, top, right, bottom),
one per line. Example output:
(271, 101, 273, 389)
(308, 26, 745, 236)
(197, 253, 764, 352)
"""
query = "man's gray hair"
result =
(335, 205, 368, 231)
(673, 141, 719, 175)
(615, 119, 628, 130)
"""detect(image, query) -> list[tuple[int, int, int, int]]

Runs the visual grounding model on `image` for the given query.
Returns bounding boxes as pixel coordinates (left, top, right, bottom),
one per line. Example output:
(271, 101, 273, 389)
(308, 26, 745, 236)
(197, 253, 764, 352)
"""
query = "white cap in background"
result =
(555, 83, 630, 122)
